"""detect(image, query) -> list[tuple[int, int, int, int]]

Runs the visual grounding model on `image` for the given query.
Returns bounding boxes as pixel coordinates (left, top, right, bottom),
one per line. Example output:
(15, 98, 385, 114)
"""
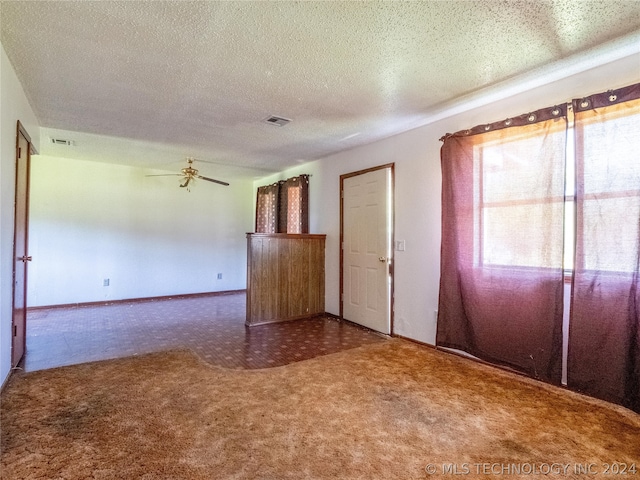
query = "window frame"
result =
(472, 132, 567, 273)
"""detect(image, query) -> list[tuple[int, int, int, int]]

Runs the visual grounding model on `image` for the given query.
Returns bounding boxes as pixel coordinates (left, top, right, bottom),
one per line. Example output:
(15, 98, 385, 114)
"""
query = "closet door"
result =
(12, 122, 32, 367)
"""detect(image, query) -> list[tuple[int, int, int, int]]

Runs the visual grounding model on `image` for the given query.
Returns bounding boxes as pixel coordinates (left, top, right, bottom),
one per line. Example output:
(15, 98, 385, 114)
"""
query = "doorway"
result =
(340, 164, 394, 334)
(12, 121, 33, 367)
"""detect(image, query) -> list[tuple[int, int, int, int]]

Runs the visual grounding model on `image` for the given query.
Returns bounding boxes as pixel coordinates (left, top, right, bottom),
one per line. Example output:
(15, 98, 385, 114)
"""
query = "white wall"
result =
(28, 156, 253, 306)
(255, 53, 640, 346)
(1, 42, 40, 386)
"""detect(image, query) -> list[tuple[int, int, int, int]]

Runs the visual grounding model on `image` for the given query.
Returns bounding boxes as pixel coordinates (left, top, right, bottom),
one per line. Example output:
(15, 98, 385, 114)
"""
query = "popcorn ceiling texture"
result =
(1, 1, 639, 173)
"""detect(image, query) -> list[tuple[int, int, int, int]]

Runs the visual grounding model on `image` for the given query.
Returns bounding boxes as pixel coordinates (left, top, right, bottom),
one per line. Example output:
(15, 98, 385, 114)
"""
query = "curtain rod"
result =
(440, 83, 638, 142)
(259, 174, 312, 188)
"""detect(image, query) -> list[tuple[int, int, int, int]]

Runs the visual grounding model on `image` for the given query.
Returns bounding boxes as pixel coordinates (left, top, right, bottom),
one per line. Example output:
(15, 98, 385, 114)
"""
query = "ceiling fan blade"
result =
(180, 177, 191, 188)
(191, 158, 224, 166)
(145, 174, 183, 177)
(197, 175, 230, 186)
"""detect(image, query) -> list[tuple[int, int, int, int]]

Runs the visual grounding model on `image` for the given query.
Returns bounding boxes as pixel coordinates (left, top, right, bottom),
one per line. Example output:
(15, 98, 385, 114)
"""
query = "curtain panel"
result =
(437, 106, 567, 384)
(255, 183, 280, 233)
(278, 175, 310, 234)
(568, 83, 640, 412)
(255, 175, 309, 234)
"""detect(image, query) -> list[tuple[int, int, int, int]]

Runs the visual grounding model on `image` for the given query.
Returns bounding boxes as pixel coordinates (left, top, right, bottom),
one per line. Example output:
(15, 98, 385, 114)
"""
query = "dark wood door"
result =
(12, 122, 31, 367)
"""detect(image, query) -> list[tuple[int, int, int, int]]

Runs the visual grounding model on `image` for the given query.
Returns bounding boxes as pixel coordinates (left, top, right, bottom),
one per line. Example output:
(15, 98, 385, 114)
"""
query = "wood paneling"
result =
(246, 233, 326, 326)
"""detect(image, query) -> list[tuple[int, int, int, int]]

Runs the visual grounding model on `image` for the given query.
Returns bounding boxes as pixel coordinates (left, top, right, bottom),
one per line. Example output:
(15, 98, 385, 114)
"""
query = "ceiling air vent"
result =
(264, 115, 291, 127)
(50, 137, 74, 146)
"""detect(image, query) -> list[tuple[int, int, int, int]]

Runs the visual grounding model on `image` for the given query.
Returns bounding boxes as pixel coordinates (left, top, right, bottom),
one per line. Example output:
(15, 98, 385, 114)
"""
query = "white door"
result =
(342, 167, 391, 334)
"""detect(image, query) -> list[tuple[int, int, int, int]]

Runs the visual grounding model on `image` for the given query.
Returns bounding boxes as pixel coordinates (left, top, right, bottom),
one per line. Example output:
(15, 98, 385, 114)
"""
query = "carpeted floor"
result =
(1, 339, 639, 479)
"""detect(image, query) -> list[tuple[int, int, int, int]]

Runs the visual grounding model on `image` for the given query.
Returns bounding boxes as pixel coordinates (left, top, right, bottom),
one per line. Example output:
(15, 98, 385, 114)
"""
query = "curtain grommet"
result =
(505, 118, 512, 126)
(552, 108, 560, 116)
(609, 94, 617, 102)
(528, 114, 536, 122)
(484, 125, 491, 131)
(580, 99, 590, 109)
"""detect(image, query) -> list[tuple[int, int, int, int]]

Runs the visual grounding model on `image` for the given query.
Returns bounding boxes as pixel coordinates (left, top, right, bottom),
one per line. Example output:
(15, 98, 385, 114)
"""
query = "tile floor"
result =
(23, 292, 387, 372)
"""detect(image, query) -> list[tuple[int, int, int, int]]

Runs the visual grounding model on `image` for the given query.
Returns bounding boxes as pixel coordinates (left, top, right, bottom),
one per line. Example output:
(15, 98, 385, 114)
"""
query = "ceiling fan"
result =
(146, 158, 229, 191)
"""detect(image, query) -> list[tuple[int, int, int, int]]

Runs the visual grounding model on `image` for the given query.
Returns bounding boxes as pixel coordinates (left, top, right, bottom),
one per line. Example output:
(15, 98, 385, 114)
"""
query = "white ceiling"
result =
(1, 1, 639, 177)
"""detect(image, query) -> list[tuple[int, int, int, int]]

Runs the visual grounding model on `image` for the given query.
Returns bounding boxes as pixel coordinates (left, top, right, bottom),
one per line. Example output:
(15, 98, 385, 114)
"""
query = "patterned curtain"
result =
(255, 183, 279, 233)
(277, 180, 287, 233)
(255, 175, 309, 234)
(278, 175, 309, 234)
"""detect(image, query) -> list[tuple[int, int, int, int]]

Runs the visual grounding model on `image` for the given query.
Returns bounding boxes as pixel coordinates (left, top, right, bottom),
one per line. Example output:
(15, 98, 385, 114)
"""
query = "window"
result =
(437, 107, 567, 385)
(474, 128, 566, 270)
(475, 127, 578, 274)
(473, 115, 638, 275)
(568, 86, 640, 412)
(576, 110, 640, 273)
(438, 82, 640, 413)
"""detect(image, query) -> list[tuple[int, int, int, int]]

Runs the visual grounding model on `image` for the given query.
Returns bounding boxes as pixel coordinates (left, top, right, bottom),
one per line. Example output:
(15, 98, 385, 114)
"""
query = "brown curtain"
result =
(436, 106, 567, 384)
(568, 83, 640, 413)
(255, 175, 309, 234)
(278, 175, 309, 234)
(255, 183, 279, 233)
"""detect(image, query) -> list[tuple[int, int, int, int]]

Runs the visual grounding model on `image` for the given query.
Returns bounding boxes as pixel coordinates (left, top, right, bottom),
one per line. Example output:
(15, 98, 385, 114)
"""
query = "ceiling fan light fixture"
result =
(144, 157, 229, 191)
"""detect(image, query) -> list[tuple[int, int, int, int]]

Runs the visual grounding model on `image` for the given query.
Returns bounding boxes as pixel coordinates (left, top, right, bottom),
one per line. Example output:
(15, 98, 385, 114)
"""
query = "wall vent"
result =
(264, 115, 291, 127)
(50, 137, 74, 146)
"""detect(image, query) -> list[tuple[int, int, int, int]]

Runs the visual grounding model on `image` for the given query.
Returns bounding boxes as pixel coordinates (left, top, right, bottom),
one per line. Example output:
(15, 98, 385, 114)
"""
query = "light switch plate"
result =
(395, 240, 406, 251)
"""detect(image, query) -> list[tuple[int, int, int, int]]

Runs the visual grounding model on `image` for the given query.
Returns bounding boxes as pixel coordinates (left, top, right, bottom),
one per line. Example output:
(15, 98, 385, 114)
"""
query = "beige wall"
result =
(27, 156, 253, 306)
(255, 53, 640, 345)
(1, 42, 40, 385)
(2, 35, 638, 389)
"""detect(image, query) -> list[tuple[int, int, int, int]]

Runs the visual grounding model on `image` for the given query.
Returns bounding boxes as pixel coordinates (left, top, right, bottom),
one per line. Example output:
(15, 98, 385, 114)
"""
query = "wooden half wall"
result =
(246, 233, 325, 326)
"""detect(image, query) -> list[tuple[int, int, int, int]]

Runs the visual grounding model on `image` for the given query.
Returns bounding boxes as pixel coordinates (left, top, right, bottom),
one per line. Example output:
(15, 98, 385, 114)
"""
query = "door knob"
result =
(18, 255, 32, 262)
(379, 256, 387, 262)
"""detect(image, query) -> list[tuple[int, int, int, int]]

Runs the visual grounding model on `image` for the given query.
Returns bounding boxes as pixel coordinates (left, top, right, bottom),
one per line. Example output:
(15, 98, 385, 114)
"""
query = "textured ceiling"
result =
(1, 1, 639, 176)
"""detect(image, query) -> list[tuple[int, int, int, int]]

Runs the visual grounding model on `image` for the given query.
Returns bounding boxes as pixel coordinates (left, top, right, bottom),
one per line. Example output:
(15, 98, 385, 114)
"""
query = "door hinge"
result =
(13, 324, 17, 337)
(18, 147, 21, 158)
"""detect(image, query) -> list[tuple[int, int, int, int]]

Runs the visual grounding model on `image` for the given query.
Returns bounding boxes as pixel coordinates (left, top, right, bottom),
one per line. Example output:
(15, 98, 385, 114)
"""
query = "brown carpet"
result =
(1, 340, 638, 479)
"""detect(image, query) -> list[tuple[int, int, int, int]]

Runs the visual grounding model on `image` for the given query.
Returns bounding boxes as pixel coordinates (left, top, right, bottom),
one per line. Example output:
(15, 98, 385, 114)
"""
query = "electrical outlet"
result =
(217, 273, 222, 280)
(103, 278, 110, 287)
